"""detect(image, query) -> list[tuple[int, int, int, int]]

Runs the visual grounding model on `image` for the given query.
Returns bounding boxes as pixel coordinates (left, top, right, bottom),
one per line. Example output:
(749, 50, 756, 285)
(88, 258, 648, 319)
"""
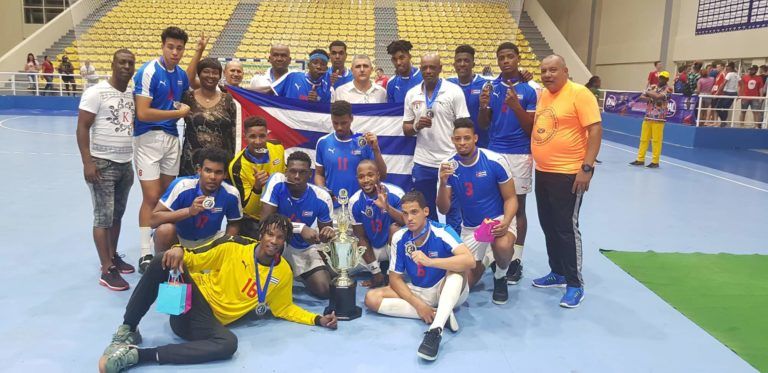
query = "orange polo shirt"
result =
(531, 80, 601, 174)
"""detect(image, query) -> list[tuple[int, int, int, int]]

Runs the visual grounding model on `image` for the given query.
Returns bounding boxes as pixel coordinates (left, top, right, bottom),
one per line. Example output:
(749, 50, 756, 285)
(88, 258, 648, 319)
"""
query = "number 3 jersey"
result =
(444, 149, 513, 228)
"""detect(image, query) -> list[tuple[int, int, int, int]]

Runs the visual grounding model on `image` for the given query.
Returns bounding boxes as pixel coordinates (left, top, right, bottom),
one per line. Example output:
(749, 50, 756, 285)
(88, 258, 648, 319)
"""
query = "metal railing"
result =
(598, 89, 767, 129)
(0, 71, 113, 96)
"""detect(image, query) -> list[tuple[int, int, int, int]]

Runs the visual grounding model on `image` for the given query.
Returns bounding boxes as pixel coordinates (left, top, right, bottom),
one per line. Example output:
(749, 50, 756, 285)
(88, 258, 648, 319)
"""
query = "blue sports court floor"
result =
(0, 113, 766, 372)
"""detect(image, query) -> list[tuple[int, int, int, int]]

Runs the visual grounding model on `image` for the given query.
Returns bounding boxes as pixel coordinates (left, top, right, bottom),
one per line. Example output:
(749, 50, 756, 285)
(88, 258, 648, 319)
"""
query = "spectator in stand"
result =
(715, 62, 739, 127)
(696, 68, 716, 126)
(24, 53, 39, 93)
(673, 65, 688, 94)
(759, 65, 768, 85)
(58, 55, 77, 96)
(585, 76, 601, 100)
(686, 62, 702, 97)
(739, 65, 765, 128)
(41, 55, 54, 96)
(647, 61, 662, 88)
(710, 63, 726, 126)
(81, 60, 100, 89)
(374, 67, 389, 89)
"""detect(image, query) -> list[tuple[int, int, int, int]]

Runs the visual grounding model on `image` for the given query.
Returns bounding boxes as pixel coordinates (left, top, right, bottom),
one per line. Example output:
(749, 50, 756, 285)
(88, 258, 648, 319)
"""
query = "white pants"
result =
(283, 243, 326, 277)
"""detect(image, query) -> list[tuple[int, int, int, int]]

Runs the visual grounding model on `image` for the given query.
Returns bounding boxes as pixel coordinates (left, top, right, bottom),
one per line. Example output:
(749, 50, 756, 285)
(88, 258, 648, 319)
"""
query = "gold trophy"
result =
(321, 188, 366, 320)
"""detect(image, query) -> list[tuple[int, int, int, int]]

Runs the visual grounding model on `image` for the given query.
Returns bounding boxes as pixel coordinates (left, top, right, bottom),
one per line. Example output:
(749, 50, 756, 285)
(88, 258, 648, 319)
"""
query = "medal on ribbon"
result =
(253, 245, 276, 317)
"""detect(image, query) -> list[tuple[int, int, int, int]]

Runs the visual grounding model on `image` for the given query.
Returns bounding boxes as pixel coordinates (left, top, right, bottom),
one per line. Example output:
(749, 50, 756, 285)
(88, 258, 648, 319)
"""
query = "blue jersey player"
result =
(150, 147, 243, 253)
(315, 100, 388, 208)
(349, 160, 405, 287)
(326, 40, 353, 89)
(447, 44, 491, 148)
(272, 49, 332, 102)
(478, 42, 537, 285)
(385, 40, 423, 104)
(364, 191, 474, 361)
(260, 151, 336, 299)
(437, 118, 519, 304)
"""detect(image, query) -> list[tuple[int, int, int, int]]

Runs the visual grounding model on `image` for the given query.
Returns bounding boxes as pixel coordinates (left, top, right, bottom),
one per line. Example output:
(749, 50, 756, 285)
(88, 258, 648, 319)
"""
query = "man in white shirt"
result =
(80, 60, 99, 88)
(331, 55, 387, 103)
(76, 49, 137, 291)
(402, 53, 469, 232)
(249, 44, 292, 94)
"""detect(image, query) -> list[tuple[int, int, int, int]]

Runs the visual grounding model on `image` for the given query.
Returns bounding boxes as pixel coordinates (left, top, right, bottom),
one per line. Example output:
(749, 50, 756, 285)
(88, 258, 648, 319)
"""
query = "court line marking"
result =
(0, 150, 79, 156)
(602, 142, 768, 193)
(0, 116, 75, 137)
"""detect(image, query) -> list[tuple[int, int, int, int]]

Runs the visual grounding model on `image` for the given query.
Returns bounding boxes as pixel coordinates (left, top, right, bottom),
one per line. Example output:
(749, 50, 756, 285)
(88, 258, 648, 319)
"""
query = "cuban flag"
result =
(228, 86, 416, 189)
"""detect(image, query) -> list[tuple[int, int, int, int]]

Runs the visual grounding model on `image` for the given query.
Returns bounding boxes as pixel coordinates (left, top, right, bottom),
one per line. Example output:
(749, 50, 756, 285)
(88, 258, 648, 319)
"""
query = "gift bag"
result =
(474, 218, 501, 243)
(157, 271, 192, 315)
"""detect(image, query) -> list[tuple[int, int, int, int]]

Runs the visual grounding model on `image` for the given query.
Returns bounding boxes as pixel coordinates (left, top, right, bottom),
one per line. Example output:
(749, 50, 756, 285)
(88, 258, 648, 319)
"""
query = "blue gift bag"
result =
(156, 271, 191, 315)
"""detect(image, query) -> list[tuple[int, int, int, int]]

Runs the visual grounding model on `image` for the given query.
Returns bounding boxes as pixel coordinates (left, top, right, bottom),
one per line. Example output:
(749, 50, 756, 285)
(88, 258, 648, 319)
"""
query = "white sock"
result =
(494, 264, 508, 279)
(512, 244, 524, 262)
(430, 273, 463, 331)
(139, 227, 153, 256)
(377, 298, 420, 319)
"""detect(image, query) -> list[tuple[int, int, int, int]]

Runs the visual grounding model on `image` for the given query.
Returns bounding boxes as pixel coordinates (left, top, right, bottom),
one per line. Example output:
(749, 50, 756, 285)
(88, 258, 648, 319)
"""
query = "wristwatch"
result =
(581, 164, 594, 173)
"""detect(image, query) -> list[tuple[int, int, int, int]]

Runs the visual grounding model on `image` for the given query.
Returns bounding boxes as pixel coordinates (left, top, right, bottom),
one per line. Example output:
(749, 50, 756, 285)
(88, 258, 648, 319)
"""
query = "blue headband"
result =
(309, 53, 329, 63)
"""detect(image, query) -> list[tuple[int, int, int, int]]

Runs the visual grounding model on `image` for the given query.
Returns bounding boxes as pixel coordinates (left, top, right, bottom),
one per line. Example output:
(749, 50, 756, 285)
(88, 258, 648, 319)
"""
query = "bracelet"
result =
(292, 222, 306, 234)
(314, 315, 322, 326)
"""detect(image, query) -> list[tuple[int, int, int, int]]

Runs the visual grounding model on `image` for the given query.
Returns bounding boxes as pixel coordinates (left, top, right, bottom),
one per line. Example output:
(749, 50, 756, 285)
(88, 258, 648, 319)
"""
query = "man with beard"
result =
(97, 214, 338, 372)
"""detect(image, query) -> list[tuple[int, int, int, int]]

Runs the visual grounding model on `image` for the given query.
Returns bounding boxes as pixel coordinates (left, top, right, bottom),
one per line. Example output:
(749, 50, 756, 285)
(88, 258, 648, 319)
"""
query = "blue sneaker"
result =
(559, 286, 585, 308)
(532, 272, 567, 288)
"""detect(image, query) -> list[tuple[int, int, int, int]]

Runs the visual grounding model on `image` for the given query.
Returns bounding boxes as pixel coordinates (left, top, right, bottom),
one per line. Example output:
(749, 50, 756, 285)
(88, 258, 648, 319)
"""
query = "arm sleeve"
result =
(402, 91, 416, 121)
(386, 80, 395, 103)
(134, 67, 155, 98)
(315, 138, 326, 166)
(182, 242, 232, 273)
(454, 89, 470, 119)
(271, 73, 290, 96)
(260, 173, 285, 206)
(317, 190, 333, 223)
(268, 266, 319, 326)
(524, 88, 537, 111)
(78, 87, 100, 113)
(350, 198, 362, 225)
(225, 191, 243, 221)
(575, 87, 602, 127)
(390, 231, 405, 273)
(492, 156, 513, 183)
(159, 180, 183, 211)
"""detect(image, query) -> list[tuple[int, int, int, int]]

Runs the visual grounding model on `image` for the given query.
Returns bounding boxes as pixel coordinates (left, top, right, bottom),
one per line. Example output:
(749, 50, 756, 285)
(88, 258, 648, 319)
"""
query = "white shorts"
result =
(502, 153, 533, 194)
(461, 215, 518, 261)
(350, 245, 392, 274)
(134, 130, 181, 180)
(283, 243, 326, 277)
(407, 277, 470, 308)
(178, 231, 225, 249)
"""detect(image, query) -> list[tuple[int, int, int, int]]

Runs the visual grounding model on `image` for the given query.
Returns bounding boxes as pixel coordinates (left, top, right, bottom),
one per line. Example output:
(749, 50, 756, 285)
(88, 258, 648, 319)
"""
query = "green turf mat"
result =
(601, 250, 768, 372)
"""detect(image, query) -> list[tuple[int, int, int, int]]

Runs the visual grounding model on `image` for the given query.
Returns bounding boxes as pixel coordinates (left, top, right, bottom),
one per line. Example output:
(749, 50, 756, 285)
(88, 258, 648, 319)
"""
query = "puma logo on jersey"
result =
(328, 148, 335, 154)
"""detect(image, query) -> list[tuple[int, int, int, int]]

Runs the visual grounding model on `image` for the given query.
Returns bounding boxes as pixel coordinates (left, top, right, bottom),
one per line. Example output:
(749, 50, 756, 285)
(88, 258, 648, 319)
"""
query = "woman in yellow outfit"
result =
(630, 71, 673, 168)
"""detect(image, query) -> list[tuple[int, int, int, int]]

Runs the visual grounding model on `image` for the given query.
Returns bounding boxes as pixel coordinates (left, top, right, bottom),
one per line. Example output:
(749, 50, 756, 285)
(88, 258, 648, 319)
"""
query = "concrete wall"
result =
(0, 0, 99, 74)
(540, 0, 768, 91)
(538, 0, 592, 63)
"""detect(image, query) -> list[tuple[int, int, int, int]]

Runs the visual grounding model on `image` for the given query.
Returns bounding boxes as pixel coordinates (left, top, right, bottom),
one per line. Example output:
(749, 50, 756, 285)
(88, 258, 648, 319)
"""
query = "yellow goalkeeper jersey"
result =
(183, 236, 317, 326)
(228, 142, 286, 220)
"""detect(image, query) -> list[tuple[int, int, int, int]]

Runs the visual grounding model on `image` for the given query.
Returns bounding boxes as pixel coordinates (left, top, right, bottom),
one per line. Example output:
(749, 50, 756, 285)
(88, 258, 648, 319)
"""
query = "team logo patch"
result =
(211, 207, 223, 213)
(272, 159, 280, 165)
(351, 150, 362, 155)
(471, 89, 482, 94)
(476, 170, 487, 178)
(302, 211, 313, 217)
(364, 206, 374, 218)
(428, 251, 439, 258)
(270, 277, 280, 285)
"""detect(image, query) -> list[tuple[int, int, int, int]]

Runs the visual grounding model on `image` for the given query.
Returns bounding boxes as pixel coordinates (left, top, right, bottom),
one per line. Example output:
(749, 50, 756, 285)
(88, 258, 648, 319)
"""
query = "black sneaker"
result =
(113, 253, 135, 274)
(417, 328, 442, 361)
(629, 160, 645, 166)
(492, 276, 508, 305)
(100, 267, 129, 291)
(138, 254, 153, 274)
(506, 259, 522, 285)
(646, 163, 660, 168)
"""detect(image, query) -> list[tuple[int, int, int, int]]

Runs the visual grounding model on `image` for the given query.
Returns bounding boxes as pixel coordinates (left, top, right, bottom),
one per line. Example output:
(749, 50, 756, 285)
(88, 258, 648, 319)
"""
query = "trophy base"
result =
(324, 282, 362, 321)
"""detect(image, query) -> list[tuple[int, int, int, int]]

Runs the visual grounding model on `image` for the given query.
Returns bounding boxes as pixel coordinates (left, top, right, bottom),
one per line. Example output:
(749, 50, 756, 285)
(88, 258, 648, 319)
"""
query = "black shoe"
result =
(113, 253, 135, 274)
(492, 276, 508, 305)
(646, 163, 660, 168)
(417, 328, 442, 361)
(138, 254, 153, 274)
(99, 267, 129, 291)
(629, 160, 644, 166)
(506, 259, 522, 285)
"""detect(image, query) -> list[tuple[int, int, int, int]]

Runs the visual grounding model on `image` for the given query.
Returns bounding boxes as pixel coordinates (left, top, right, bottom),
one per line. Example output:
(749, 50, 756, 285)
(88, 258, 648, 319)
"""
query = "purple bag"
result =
(474, 218, 501, 243)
